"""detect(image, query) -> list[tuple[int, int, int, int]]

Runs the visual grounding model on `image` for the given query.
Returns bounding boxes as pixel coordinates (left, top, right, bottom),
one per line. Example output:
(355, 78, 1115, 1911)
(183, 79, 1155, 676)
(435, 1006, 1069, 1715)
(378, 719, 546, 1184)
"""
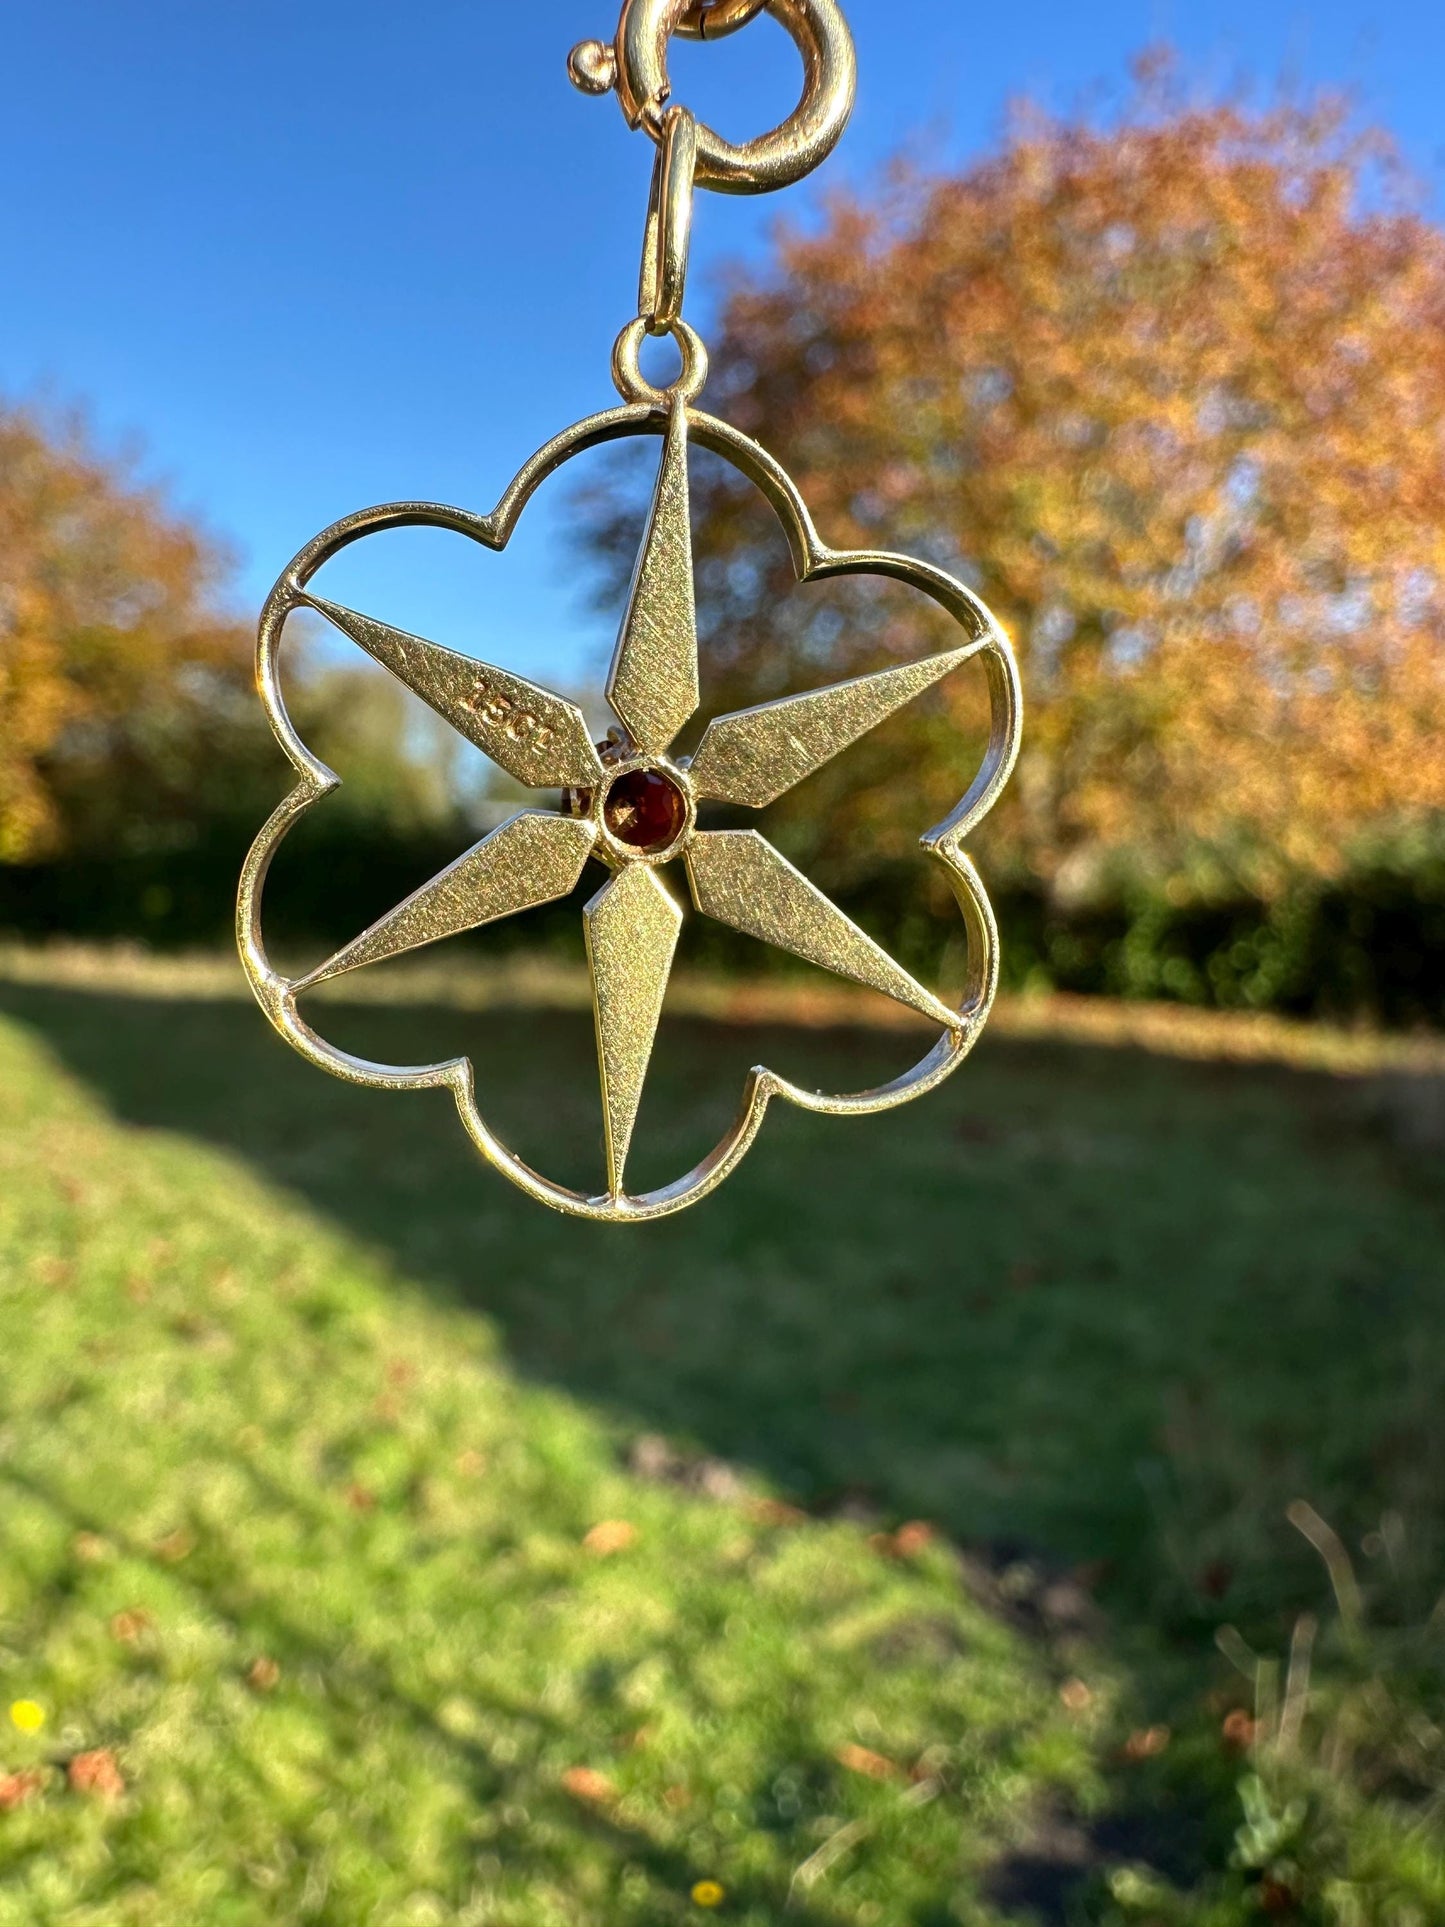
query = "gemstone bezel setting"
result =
(591, 752, 696, 867)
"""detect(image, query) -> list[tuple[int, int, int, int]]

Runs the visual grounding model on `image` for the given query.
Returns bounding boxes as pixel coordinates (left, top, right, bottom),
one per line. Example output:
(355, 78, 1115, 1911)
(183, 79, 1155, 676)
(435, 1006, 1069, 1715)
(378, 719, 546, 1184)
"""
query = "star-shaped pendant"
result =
(288, 404, 984, 1197)
(240, 394, 1020, 1219)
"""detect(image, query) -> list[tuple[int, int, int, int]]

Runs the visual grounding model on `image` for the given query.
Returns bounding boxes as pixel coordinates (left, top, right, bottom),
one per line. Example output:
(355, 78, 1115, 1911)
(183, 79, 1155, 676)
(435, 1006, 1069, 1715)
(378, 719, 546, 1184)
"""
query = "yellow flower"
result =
(9, 1700, 45, 1734)
(691, 1880, 725, 1908)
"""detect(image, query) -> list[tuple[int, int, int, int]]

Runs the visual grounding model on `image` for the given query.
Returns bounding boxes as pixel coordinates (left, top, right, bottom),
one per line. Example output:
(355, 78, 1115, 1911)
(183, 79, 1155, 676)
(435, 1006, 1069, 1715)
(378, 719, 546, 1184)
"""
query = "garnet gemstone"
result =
(602, 766, 688, 852)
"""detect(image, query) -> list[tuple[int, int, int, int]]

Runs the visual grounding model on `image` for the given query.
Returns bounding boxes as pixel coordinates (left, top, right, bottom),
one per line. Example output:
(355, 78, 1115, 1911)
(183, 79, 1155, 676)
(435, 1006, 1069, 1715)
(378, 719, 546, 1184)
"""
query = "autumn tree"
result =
(0, 404, 269, 861)
(582, 59, 1445, 908)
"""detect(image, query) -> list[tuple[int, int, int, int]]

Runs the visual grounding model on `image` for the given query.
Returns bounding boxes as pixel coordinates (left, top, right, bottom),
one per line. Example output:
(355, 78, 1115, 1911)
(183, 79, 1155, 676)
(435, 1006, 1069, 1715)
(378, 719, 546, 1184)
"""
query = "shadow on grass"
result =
(4, 978, 1444, 1913)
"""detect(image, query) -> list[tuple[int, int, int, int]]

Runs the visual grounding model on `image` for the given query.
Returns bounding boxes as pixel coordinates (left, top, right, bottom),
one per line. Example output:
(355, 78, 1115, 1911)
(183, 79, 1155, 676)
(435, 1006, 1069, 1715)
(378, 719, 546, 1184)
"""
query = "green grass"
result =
(0, 958, 1442, 1924)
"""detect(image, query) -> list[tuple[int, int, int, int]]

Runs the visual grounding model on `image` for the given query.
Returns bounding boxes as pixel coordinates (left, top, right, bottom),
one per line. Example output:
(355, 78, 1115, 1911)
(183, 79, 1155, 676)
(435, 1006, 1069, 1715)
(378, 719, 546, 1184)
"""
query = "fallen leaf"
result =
(891, 1521, 935, 1557)
(0, 1770, 44, 1810)
(68, 1750, 124, 1799)
(109, 1608, 152, 1644)
(561, 1766, 618, 1805)
(1058, 1678, 1093, 1713)
(835, 1742, 901, 1781)
(583, 1519, 636, 1556)
(247, 1656, 281, 1691)
(345, 1483, 376, 1513)
(1221, 1708, 1259, 1750)
(1121, 1724, 1170, 1761)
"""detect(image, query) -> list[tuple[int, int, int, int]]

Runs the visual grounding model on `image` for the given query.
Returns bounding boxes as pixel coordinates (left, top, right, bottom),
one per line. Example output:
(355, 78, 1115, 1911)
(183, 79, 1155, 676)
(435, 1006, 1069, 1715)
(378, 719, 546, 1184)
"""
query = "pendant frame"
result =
(238, 402, 1020, 1222)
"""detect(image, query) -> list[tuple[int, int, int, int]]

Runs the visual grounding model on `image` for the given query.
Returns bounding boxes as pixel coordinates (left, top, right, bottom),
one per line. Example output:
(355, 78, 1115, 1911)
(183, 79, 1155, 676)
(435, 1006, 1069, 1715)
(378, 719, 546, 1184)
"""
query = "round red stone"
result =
(602, 766, 688, 851)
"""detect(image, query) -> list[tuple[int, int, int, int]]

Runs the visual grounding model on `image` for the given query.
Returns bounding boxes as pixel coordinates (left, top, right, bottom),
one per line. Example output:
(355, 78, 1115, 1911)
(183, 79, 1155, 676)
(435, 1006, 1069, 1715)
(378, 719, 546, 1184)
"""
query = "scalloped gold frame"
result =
(237, 404, 1022, 1221)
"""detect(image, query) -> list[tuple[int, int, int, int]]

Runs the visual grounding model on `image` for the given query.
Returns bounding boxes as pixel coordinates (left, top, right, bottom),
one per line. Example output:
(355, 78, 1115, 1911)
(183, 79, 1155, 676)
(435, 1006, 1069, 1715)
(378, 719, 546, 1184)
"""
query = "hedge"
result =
(2, 817, 1441, 1030)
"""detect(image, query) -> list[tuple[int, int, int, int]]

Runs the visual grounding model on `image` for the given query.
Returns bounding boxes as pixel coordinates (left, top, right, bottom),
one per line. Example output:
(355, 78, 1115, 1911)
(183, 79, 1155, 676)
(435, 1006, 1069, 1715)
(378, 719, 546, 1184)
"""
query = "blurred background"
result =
(3, 0, 1444, 1017)
(1, 3, 1442, 1923)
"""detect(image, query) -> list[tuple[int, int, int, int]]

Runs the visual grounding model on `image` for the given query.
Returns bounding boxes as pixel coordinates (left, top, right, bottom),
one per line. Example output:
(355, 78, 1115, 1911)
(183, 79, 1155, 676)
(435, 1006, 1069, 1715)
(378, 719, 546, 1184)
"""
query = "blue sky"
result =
(3, 0, 1442, 681)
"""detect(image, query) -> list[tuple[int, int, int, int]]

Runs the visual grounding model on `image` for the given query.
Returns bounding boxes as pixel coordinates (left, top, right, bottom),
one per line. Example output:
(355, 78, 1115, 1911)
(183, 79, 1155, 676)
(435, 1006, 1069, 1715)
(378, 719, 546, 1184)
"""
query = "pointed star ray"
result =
(584, 864, 683, 1196)
(687, 640, 985, 808)
(301, 594, 603, 790)
(686, 830, 958, 1029)
(293, 811, 598, 992)
(606, 401, 699, 754)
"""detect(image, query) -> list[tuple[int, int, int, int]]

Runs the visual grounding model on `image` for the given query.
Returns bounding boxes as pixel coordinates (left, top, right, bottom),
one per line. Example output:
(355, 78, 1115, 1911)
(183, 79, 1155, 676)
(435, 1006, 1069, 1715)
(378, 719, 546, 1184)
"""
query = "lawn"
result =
(0, 950, 1442, 1925)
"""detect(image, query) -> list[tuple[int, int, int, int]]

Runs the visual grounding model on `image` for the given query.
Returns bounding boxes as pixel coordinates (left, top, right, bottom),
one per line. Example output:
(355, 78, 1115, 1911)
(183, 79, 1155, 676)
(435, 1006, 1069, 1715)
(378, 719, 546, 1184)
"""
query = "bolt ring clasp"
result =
(615, 0, 855, 194)
(674, 0, 769, 39)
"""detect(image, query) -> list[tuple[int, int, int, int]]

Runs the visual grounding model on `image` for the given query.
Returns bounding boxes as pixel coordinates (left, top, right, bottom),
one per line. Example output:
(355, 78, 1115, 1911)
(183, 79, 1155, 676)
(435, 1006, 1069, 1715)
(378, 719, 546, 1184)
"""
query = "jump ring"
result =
(611, 315, 710, 408)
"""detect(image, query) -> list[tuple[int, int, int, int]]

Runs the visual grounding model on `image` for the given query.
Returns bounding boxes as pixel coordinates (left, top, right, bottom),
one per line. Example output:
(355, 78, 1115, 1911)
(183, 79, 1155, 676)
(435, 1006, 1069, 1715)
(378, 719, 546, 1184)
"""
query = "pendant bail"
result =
(638, 104, 697, 330)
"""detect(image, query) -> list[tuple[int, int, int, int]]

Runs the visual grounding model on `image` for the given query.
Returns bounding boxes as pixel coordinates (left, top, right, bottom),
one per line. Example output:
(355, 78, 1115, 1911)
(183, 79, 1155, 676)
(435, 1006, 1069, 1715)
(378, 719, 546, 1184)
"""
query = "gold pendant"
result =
(237, 0, 1021, 1222)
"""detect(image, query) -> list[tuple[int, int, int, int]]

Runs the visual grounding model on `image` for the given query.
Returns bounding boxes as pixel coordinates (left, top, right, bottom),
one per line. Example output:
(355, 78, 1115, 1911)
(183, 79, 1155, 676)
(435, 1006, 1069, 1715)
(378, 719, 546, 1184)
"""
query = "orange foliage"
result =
(0, 405, 251, 861)
(667, 61, 1445, 894)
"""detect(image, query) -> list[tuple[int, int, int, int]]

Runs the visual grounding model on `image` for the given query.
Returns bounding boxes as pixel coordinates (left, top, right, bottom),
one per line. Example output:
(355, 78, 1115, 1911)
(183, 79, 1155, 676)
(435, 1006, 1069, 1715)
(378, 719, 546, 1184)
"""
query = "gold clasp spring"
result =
(675, 1, 771, 42)
(569, 0, 856, 195)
